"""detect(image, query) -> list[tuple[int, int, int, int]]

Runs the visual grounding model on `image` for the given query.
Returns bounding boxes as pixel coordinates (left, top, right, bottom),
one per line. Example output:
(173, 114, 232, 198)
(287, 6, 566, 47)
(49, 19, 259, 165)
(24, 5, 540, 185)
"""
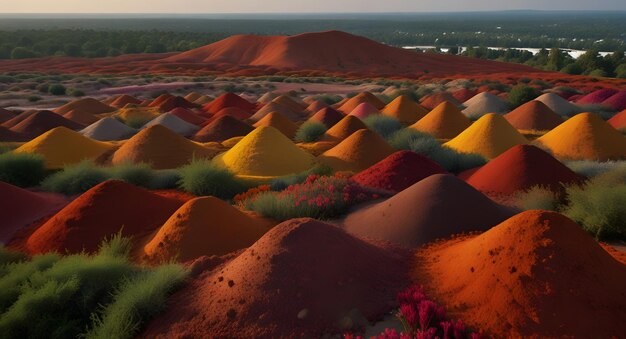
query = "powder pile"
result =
(534, 93, 580, 116)
(410, 101, 471, 139)
(576, 88, 619, 105)
(608, 109, 626, 131)
(253, 111, 299, 139)
(319, 129, 395, 172)
(381, 95, 428, 124)
(10, 110, 83, 138)
(462, 92, 509, 119)
(323, 115, 369, 141)
(62, 109, 99, 125)
(203, 93, 256, 115)
(504, 100, 563, 131)
(249, 101, 303, 122)
(80, 117, 137, 141)
(420, 92, 461, 110)
(601, 91, 626, 111)
(348, 102, 380, 120)
(169, 107, 207, 126)
(141, 112, 200, 137)
(337, 92, 385, 113)
(306, 107, 344, 128)
(110, 94, 142, 108)
(194, 115, 253, 142)
(54, 97, 116, 115)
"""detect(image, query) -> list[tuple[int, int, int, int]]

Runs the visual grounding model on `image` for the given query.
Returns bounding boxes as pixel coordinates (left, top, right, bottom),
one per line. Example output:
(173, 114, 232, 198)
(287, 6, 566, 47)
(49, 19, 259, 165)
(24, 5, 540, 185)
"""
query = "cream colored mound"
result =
(534, 112, 626, 161)
(410, 101, 471, 140)
(445, 113, 528, 159)
(112, 125, 217, 169)
(14, 127, 113, 169)
(212, 126, 316, 179)
(318, 129, 395, 172)
(143, 196, 270, 263)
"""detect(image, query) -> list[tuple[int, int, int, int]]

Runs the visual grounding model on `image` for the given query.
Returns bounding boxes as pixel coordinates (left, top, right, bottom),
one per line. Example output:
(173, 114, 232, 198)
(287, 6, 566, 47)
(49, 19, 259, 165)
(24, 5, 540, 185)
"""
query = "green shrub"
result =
(588, 69, 607, 77)
(560, 63, 583, 75)
(178, 160, 247, 199)
(0, 152, 47, 187)
(388, 128, 432, 150)
(566, 160, 626, 178)
(0, 245, 26, 267)
(36, 83, 49, 93)
(508, 85, 540, 108)
(149, 170, 181, 190)
(41, 161, 110, 194)
(109, 162, 154, 188)
(27, 95, 42, 102)
(67, 88, 85, 97)
(514, 186, 560, 211)
(294, 121, 327, 143)
(363, 115, 403, 140)
(48, 84, 67, 96)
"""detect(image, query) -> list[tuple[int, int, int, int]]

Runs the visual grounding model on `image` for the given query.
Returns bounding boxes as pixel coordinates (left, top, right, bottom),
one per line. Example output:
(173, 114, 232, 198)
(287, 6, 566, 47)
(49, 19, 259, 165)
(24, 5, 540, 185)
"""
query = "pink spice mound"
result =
(576, 88, 619, 105)
(351, 151, 447, 193)
(601, 91, 626, 111)
(141, 218, 409, 338)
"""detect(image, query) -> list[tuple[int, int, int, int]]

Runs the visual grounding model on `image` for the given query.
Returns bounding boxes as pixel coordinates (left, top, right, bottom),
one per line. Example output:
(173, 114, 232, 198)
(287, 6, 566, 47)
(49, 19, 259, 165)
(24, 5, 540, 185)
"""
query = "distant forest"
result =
(0, 12, 624, 76)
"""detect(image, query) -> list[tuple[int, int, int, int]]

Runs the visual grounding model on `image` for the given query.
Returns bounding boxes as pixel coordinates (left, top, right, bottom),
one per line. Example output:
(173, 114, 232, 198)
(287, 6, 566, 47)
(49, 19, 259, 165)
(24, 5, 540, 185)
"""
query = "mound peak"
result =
(205, 106, 251, 123)
(80, 116, 136, 141)
(304, 100, 329, 115)
(306, 107, 344, 128)
(535, 92, 580, 116)
(249, 101, 303, 122)
(343, 174, 514, 248)
(142, 217, 407, 337)
(26, 180, 185, 254)
(319, 129, 395, 172)
(348, 102, 380, 120)
(410, 101, 471, 139)
(577, 88, 619, 105)
(444, 113, 528, 159)
(54, 97, 116, 115)
(203, 92, 255, 115)
(141, 112, 199, 136)
(420, 92, 461, 110)
(110, 94, 142, 108)
(608, 109, 626, 131)
(381, 95, 428, 124)
(157, 96, 198, 113)
(194, 115, 253, 142)
(323, 115, 368, 141)
(169, 107, 206, 126)
(337, 92, 385, 113)
(253, 111, 299, 139)
(462, 92, 509, 118)
(10, 110, 83, 137)
(419, 210, 626, 337)
(504, 100, 563, 131)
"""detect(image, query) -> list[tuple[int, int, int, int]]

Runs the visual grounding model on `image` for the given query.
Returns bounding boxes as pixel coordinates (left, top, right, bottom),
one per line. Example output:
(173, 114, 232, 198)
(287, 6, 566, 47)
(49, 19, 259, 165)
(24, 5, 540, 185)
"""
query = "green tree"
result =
(508, 85, 540, 108)
(10, 47, 36, 59)
(547, 48, 566, 71)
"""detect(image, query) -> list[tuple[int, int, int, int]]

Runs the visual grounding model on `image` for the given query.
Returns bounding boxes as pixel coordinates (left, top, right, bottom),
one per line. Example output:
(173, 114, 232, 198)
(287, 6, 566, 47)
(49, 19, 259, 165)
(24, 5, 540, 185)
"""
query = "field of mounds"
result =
(1, 73, 626, 338)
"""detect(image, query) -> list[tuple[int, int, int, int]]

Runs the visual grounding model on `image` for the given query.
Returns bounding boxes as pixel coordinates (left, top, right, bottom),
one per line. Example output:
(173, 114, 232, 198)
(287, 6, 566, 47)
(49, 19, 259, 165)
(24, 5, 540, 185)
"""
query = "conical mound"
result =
(169, 107, 206, 126)
(2, 110, 34, 128)
(444, 113, 528, 159)
(253, 111, 299, 139)
(110, 94, 141, 108)
(451, 88, 478, 103)
(194, 115, 253, 142)
(193, 95, 212, 105)
(348, 102, 380, 120)
(0, 126, 28, 142)
(80, 117, 137, 141)
(601, 91, 626, 111)
(323, 115, 368, 141)
(608, 109, 626, 131)
(420, 92, 460, 110)
(0, 107, 16, 124)
(54, 97, 116, 115)
(257, 92, 277, 103)
(10, 110, 83, 138)
(410, 101, 471, 139)
(535, 92, 580, 116)
(183, 92, 202, 102)
(249, 101, 302, 122)
(304, 100, 328, 115)
(141, 112, 199, 136)
(577, 88, 619, 105)
(26, 180, 185, 254)
(462, 92, 509, 118)
(535, 112, 626, 160)
(212, 126, 316, 179)
(63, 109, 99, 126)
(337, 92, 385, 113)
(351, 150, 447, 193)
(14, 127, 114, 169)
(465, 145, 584, 195)
(115, 107, 160, 123)
(504, 100, 563, 131)
(149, 93, 174, 108)
(203, 93, 255, 115)
(271, 94, 305, 113)
(381, 95, 428, 124)
(142, 218, 407, 338)
(306, 107, 344, 128)
(157, 96, 197, 113)
(143, 197, 270, 262)
(112, 125, 217, 169)
(418, 210, 626, 338)
(343, 174, 514, 248)
(0, 182, 68, 243)
(319, 129, 395, 172)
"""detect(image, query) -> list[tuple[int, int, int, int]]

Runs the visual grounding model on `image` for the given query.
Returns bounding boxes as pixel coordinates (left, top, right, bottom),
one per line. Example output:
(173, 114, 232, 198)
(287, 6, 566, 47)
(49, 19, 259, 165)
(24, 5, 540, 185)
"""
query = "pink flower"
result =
(452, 319, 466, 339)
(415, 327, 437, 339)
(418, 300, 437, 330)
(399, 304, 419, 329)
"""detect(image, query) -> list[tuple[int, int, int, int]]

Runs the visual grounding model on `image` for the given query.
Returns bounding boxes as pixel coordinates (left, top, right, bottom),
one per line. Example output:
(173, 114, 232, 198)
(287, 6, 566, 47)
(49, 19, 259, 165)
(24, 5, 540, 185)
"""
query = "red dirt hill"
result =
(203, 93, 256, 115)
(416, 210, 626, 338)
(142, 218, 408, 337)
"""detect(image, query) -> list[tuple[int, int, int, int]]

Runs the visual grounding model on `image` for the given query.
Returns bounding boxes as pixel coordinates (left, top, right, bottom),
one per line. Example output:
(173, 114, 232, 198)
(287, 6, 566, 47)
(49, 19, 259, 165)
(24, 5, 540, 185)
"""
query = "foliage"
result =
(514, 186, 560, 211)
(268, 165, 333, 191)
(0, 152, 47, 187)
(177, 159, 247, 199)
(363, 115, 403, 139)
(294, 121, 327, 143)
(48, 84, 66, 96)
(41, 161, 109, 195)
(508, 85, 540, 108)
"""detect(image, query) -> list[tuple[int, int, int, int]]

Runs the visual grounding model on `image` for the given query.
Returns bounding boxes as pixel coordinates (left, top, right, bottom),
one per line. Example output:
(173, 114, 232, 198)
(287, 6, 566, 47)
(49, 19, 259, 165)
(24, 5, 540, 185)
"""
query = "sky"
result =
(1, 0, 625, 13)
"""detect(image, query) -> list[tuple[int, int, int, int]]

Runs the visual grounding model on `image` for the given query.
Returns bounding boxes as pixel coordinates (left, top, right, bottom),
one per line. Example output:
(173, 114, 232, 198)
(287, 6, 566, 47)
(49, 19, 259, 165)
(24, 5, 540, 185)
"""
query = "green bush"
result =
(41, 161, 109, 195)
(508, 85, 540, 108)
(109, 162, 154, 188)
(178, 160, 247, 199)
(149, 170, 181, 190)
(514, 186, 560, 211)
(294, 121, 327, 143)
(67, 88, 85, 97)
(589, 69, 607, 77)
(0, 152, 47, 187)
(48, 84, 67, 96)
(363, 115, 403, 139)
(565, 160, 626, 178)
(10, 47, 36, 59)
(27, 95, 42, 102)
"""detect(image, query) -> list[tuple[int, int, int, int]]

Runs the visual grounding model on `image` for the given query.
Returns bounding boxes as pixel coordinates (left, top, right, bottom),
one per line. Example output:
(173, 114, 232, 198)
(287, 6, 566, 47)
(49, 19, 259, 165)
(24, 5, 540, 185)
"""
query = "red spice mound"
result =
(193, 115, 253, 142)
(304, 100, 328, 115)
(168, 107, 206, 126)
(2, 110, 35, 128)
(203, 106, 251, 124)
(149, 93, 174, 108)
(451, 88, 478, 103)
(0, 182, 69, 244)
(0, 126, 28, 141)
(343, 174, 514, 248)
(466, 145, 584, 196)
(306, 107, 345, 128)
(419, 92, 461, 110)
(10, 110, 83, 138)
(351, 151, 447, 193)
(577, 88, 619, 105)
(54, 98, 116, 115)
(25, 180, 185, 254)
(142, 218, 409, 337)
(601, 91, 626, 111)
(156, 96, 197, 112)
(608, 109, 626, 130)
(63, 109, 99, 126)
(0, 107, 16, 124)
(417, 210, 626, 338)
(504, 100, 563, 131)
(110, 94, 142, 108)
(203, 92, 255, 115)
(337, 92, 385, 113)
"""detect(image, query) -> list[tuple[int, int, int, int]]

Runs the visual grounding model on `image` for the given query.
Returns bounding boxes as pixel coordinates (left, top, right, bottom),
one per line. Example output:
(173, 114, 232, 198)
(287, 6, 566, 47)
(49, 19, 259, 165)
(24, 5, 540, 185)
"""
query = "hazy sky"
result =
(2, 0, 626, 13)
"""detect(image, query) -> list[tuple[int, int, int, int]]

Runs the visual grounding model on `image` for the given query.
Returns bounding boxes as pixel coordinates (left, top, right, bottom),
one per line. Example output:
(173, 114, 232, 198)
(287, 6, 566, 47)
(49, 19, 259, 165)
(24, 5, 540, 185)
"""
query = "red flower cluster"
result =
(234, 185, 271, 203)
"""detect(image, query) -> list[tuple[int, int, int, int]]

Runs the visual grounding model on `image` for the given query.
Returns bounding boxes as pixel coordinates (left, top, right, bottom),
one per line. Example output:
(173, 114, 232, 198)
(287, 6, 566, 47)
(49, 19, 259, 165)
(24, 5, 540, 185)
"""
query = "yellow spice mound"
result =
(410, 101, 471, 139)
(382, 95, 428, 124)
(319, 129, 395, 172)
(212, 126, 316, 179)
(534, 112, 626, 161)
(143, 196, 270, 262)
(115, 107, 160, 122)
(14, 127, 113, 169)
(112, 125, 217, 169)
(445, 113, 528, 159)
(253, 111, 299, 139)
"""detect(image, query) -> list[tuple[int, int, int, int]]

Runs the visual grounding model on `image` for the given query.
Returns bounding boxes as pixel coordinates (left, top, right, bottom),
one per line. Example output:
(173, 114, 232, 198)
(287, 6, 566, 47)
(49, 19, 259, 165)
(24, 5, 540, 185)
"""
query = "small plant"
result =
(109, 162, 154, 188)
(0, 152, 47, 187)
(41, 161, 109, 195)
(295, 121, 327, 143)
(178, 159, 247, 199)
(515, 186, 560, 211)
(363, 115, 403, 139)
(48, 83, 67, 96)
(508, 84, 540, 108)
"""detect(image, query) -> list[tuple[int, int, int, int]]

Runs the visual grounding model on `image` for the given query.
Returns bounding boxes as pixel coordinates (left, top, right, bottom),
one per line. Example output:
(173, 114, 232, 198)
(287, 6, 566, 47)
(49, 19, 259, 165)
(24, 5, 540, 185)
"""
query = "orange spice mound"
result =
(504, 100, 563, 131)
(381, 95, 428, 125)
(304, 100, 329, 115)
(253, 111, 299, 139)
(193, 115, 253, 142)
(415, 210, 626, 338)
(25, 180, 185, 254)
(306, 107, 345, 128)
(410, 101, 471, 139)
(337, 92, 385, 113)
(63, 109, 99, 126)
(143, 197, 271, 263)
(419, 92, 460, 110)
(319, 129, 395, 172)
(110, 94, 142, 108)
(608, 109, 626, 131)
(249, 101, 303, 122)
(203, 106, 251, 123)
(323, 115, 368, 141)
(141, 218, 409, 338)
(271, 94, 306, 112)
(54, 98, 116, 115)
